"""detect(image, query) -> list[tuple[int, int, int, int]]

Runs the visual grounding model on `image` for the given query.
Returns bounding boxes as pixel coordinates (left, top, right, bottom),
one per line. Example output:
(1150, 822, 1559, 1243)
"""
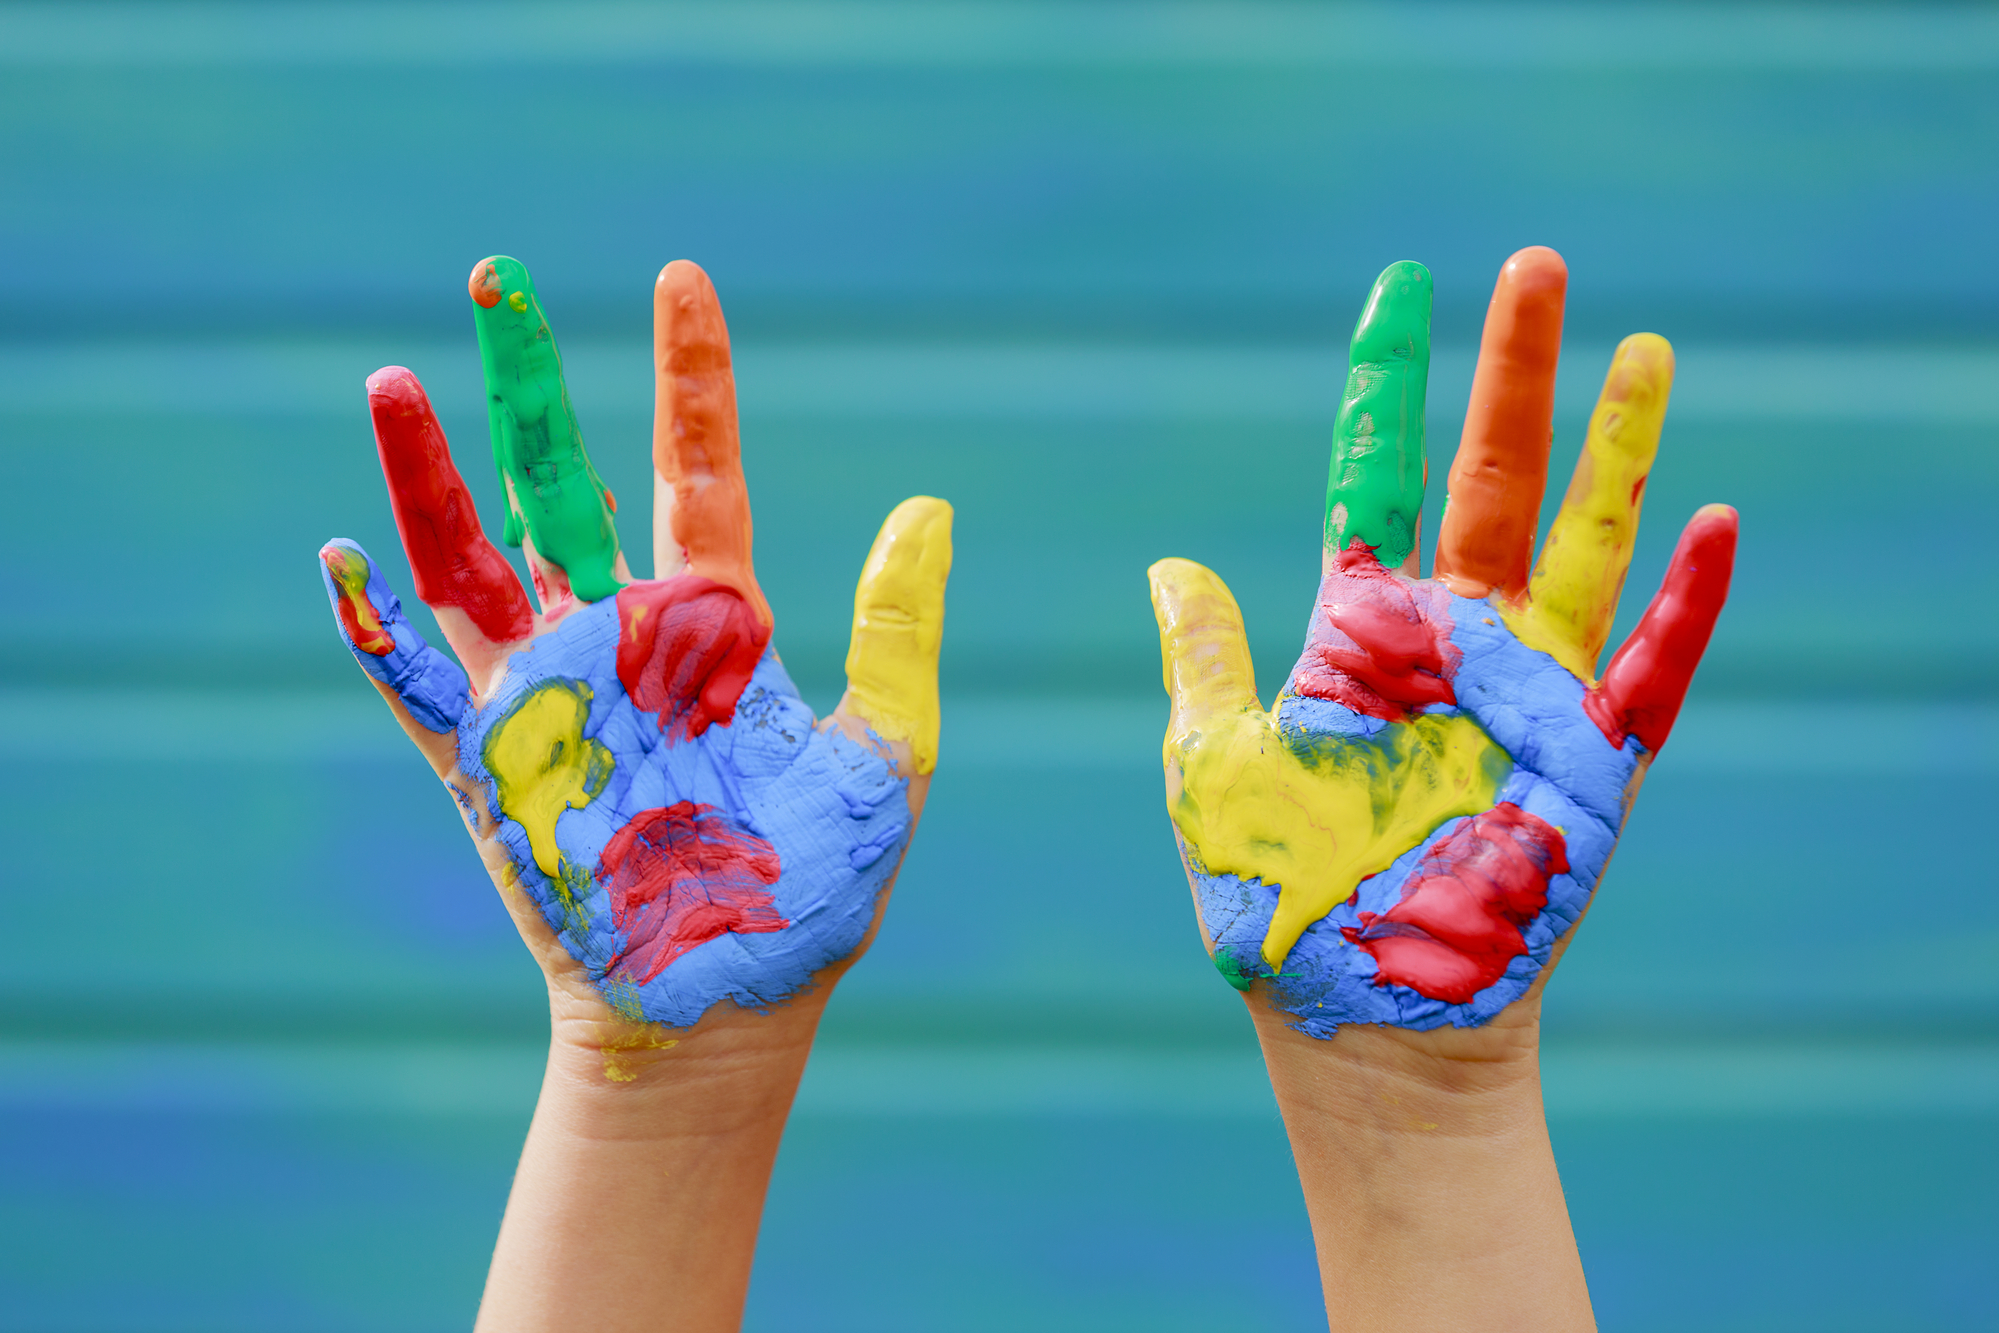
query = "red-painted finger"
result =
(1584, 504, 1738, 754)
(368, 367, 534, 673)
(651, 261, 771, 624)
(1435, 247, 1567, 598)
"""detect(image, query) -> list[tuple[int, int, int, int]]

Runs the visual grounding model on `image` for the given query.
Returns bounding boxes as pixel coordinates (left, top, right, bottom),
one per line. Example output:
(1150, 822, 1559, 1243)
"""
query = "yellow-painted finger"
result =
(842, 497, 954, 774)
(1506, 333, 1674, 681)
(1148, 558, 1260, 748)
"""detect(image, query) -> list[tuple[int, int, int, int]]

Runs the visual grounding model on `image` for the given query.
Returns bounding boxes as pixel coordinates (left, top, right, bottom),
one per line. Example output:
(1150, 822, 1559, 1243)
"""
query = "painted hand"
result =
(1149, 248, 1735, 1037)
(318, 257, 952, 1032)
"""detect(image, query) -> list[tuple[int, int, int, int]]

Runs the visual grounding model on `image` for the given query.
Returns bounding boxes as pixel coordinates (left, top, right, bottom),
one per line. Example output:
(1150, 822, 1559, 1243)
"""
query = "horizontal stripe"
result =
(0, 1038, 1989, 1118)
(3, 3, 1996, 72)
(3, 690, 1994, 774)
(3, 340, 1995, 425)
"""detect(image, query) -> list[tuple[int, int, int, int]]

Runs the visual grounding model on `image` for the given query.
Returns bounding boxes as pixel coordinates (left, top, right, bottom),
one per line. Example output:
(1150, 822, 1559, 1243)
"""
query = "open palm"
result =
(319, 257, 951, 1033)
(1149, 248, 1734, 1037)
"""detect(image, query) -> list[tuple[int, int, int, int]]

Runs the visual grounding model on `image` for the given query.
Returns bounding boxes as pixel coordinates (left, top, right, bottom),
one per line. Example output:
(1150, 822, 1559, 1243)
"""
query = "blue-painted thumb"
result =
(318, 539, 470, 735)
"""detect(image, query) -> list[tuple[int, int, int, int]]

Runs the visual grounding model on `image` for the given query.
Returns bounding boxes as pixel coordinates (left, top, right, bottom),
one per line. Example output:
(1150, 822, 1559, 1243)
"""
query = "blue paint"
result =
(458, 596, 912, 1028)
(1193, 589, 1644, 1034)
(317, 539, 469, 734)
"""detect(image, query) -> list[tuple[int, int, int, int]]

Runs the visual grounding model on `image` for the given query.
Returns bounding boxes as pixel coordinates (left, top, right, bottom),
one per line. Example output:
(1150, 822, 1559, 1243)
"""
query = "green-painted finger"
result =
(469, 255, 625, 603)
(1325, 261, 1432, 572)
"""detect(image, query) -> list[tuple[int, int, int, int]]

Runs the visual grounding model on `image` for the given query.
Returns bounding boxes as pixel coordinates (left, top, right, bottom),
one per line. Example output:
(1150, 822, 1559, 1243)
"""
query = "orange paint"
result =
(1435, 246, 1567, 600)
(468, 259, 503, 308)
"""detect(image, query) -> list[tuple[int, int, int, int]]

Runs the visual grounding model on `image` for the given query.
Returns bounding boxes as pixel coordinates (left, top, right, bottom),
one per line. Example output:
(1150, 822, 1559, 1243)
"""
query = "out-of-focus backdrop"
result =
(2, 3, 1995, 1330)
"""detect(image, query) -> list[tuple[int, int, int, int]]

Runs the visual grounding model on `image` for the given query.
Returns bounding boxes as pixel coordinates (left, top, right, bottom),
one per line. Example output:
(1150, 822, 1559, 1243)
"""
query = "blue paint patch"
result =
(1193, 590, 1645, 1035)
(317, 539, 469, 734)
(459, 597, 912, 1029)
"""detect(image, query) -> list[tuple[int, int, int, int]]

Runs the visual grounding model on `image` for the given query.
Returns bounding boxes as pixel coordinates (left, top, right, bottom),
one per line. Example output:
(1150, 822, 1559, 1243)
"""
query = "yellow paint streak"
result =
(323, 545, 394, 655)
(1171, 704, 1508, 971)
(482, 679, 613, 878)
(843, 497, 953, 773)
(1503, 333, 1674, 682)
(601, 1028, 680, 1083)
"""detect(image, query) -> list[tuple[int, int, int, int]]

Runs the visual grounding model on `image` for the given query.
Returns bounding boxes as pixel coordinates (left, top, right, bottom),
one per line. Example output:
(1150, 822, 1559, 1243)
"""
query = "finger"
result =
(1585, 504, 1737, 754)
(367, 367, 533, 678)
(652, 260, 771, 623)
(1514, 333, 1675, 681)
(1325, 260, 1431, 574)
(1149, 559, 1260, 742)
(1434, 246, 1568, 599)
(837, 497, 954, 774)
(469, 255, 625, 605)
(318, 539, 469, 765)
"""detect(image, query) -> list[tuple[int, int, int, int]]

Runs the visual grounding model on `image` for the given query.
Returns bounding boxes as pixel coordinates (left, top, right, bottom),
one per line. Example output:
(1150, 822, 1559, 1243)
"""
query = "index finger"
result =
(652, 260, 770, 624)
(469, 255, 626, 605)
(1324, 261, 1432, 574)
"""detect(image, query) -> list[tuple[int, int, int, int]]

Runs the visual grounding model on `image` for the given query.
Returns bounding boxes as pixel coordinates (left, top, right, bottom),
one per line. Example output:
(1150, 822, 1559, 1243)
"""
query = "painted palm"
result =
(318, 257, 952, 1030)
(1149, 249, 1735, 1037)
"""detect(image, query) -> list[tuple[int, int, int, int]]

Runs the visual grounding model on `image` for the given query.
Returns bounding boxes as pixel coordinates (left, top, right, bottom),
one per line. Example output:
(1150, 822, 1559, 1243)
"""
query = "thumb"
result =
(319, 539, 469, 772)
(1148, 558, 1260, 749)
(839, 497, 953, 774)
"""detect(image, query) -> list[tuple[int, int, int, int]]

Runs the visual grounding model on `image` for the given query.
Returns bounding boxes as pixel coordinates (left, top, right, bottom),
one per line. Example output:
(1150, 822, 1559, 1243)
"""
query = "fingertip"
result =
(1612, 331, 1676, 383)
(654, 259, 729, 351)
(1680, 503, 1739, 571)
(1499, 244, 1568, 293)
(365, 366, 429, 416)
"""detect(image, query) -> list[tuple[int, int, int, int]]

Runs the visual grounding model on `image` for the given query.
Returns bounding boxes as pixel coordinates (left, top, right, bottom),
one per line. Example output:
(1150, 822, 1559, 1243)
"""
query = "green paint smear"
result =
(1324, 260, 1431, 570)
(471, 255, 624, 603)
(1214, 948, 1256, 992)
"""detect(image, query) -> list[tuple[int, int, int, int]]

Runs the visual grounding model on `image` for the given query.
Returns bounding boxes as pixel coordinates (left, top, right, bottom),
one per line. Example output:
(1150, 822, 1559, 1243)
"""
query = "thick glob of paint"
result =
(481, 679, 615, 880)
(614, 576, 771, 743)
(843, 496, 954, 773)
(316, 539, 470, 734)
(366, 366, 535, 647)
(1341, 802, 1569, 1004)
(1503, 333, 1675, 681)
(468, 255, 624, 603)
(1586, 503, 1739, 753)
(1325, 261, 1431, 571)
(596, 801, 786, 985)
(1291, 543, 1460, 719)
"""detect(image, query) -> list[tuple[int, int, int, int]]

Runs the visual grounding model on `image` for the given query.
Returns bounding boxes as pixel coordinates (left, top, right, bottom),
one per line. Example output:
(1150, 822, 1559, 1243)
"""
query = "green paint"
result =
(1214, 948, 1255, 992)
(1324, 260, 1431, 569)
(470, 255, 624, 603)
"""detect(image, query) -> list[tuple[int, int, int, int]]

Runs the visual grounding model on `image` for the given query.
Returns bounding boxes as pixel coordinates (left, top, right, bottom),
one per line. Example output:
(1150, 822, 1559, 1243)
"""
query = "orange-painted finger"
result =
(651, 260, 770, 624)
(1435, 246, 1567, 598)
(1585, 504, 1738, 754)
(368, 368, 534, 677)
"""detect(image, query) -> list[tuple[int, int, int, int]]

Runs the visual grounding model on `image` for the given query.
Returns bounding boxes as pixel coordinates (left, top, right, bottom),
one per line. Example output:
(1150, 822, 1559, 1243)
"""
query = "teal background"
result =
(2, 3, 1997, 1329)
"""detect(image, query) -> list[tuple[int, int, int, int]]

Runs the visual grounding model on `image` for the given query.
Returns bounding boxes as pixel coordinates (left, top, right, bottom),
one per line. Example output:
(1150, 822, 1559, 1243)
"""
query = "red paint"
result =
(1585, 504, 1738, 753)
(1293, 543, 1459, 719)
(367, 368, 535, 645)
(596, 801, 785, 984)
(1342, 803, 1569, 1004)
(615, 575, 772, 739)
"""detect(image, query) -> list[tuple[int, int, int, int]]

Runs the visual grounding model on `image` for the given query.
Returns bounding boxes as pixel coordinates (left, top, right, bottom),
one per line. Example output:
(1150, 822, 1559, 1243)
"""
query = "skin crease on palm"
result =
(1149, 246, 1739, 1059)
(317, 256, 955, 1074)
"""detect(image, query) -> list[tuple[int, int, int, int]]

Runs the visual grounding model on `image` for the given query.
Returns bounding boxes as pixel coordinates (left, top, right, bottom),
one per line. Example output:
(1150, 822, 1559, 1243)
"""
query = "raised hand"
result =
(1149, 247, 1734, 1037)
(318, 256, 952, 1036)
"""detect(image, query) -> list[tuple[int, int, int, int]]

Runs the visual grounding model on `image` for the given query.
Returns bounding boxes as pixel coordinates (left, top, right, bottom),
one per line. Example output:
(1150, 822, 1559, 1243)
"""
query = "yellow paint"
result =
(1149, 558, 1510, 972)
(508, 290, 527, 312)
(481, 679, 614, 878)
(1503, 333, 1674, 682)
(322, 545, 394, 655)
(843, 497, 953, 773)
(601, 1027, 680, 1082)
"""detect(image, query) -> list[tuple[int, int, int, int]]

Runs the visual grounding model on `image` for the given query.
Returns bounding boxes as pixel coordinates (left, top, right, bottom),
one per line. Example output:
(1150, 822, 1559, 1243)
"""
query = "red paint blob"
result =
(1292, 543, 1460, 719)
(1342, 803, 1568, 1004)
(368, 368, 535, 646)
(1585, 505, 1737, 753)
(596, 801, 785, 984)
(468, 260, 503, 308)
(615, 575, 772, 740)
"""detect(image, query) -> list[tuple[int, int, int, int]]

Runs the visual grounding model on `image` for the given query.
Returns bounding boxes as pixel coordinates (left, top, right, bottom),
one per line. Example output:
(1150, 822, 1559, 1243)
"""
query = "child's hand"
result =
(318, 257, 951, 1039)
(1150, 248, 1733, 1037)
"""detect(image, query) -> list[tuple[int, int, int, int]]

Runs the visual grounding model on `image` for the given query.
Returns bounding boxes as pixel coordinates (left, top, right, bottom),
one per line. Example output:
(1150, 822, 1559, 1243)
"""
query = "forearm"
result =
(1251, 1002, 1593, 1332)
(476, 994, 829, 1333)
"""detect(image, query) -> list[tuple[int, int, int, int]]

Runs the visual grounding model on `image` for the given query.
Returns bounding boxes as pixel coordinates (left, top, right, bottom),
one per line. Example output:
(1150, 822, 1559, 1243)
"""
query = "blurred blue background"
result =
(1, 2, 1996, 1330)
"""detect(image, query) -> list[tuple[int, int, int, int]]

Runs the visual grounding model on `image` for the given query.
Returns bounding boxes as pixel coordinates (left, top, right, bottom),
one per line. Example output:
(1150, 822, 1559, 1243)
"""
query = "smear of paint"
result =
(597, 801, 786, 985)
(843, 497, 953, 773)
(321, 542, 395, 655)
(1341, 803, 1568, 1004)
(1325, 261, 1430, 571)
(316, 538, 470, 733)
(481, 678, 614, 878)
(614, 575, 771, 740)
(1291, 543, 1460, 719)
